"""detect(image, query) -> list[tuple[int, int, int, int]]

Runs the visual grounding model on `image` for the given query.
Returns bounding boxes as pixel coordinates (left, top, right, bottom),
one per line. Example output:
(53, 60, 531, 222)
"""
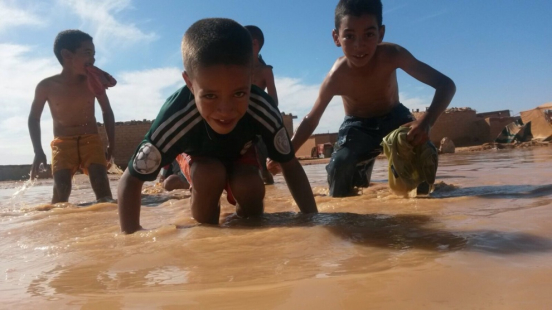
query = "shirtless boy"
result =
(273, 0, 456, 197)
(28, 30, 115, 203)
(118, 18, 317, 234)
(245, 25, 278, 104)
(245, 25, 278, 184)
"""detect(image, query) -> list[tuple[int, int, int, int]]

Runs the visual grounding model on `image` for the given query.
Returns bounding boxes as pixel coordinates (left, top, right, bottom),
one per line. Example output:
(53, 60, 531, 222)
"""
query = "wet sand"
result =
(1, 147, 552, 309)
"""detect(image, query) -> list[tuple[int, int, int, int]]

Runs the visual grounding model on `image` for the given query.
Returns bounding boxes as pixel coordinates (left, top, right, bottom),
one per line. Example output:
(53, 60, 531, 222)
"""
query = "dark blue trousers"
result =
(326, 104, 414, 197)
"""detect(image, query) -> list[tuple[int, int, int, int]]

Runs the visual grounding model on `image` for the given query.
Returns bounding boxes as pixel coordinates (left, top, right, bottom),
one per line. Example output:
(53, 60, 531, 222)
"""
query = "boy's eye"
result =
(344, 34, 353, 39)
(203, 94, 217, 99)
(234, 91, 246, 98)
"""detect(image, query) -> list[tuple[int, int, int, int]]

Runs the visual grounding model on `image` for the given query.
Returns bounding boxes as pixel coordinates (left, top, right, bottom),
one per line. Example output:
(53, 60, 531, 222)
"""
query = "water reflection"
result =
(433, 184, 552, 199)
(217, 212, 552, 254)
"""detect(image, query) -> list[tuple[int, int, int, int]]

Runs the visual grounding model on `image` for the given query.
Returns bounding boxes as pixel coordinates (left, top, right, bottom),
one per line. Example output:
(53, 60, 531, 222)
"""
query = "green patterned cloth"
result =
(381, 127, 439, 197)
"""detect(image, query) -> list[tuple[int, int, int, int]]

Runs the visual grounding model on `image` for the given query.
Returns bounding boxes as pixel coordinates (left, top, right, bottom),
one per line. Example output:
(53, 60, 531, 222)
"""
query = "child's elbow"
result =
(438, 76, 456, 96)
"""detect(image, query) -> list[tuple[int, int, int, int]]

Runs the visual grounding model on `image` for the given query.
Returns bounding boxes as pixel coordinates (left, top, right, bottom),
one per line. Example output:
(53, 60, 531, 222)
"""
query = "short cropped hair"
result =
(335, 0, 383, 30)
(244, 25, 264, 49)
(182, 18, 253, 77)
(53, 30, 93, 65)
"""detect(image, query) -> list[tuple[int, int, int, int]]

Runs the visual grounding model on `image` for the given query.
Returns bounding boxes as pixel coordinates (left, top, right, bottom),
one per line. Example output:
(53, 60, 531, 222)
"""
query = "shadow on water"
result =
(432, 184, 552, 199)
(189, 212, 552, 255)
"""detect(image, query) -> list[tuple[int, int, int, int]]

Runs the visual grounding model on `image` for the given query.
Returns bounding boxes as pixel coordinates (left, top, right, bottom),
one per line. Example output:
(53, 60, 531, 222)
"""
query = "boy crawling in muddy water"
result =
(118, 18, 318, 234)
(270, 0, 456, 197)
(28, 30, 116, 203)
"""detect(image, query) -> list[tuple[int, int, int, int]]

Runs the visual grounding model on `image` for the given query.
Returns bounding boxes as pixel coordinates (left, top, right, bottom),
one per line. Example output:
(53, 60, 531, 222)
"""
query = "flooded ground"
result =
(1, 147, 552, 309)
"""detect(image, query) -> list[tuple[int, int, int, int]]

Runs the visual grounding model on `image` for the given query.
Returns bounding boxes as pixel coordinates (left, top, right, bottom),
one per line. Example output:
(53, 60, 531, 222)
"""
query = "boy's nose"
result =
(216, 100, 233, 114)
(355, 37, 367, 48)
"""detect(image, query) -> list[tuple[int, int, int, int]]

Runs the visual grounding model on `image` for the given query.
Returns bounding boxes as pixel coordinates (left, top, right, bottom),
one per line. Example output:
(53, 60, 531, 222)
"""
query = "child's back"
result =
(244, 25, 278, 105)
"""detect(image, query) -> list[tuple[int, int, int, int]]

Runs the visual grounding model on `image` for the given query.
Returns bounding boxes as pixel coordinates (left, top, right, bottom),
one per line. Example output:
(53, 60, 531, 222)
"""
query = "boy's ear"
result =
(60, 49, 73, 61)
(182, 71, 194, 94)
(378, 25, 386, 43)
(332, 29, 341, 47)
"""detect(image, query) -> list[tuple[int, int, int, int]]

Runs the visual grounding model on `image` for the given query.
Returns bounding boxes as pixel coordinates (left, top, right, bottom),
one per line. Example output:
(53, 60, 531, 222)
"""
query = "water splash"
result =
(7, 178, 36, 211)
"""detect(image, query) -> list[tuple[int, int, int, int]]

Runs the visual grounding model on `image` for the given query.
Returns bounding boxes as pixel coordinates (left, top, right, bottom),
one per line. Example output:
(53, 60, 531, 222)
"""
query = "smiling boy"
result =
(118, 18, 317, 234)
(28, 30, 115, 203)
(274, 0, 456, 197)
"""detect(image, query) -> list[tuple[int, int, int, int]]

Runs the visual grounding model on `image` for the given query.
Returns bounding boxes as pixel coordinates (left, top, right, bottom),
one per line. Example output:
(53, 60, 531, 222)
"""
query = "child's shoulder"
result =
(375, 42, 410, 61)
(38, 74, 62, 85)
(35, 74, 62, 92)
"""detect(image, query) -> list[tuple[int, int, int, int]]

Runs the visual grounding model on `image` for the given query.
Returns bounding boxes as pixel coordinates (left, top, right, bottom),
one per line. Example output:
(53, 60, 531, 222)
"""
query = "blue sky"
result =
(1, 0, 551, 165)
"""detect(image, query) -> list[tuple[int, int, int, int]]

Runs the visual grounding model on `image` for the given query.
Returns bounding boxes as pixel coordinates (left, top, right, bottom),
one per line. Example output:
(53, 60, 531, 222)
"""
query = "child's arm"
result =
(267, 75, 335, 175)
(280, 157, 318, 213)
(395, 46, 456, 146)
(118, 169, 145, 234)
(264, 67, 278, 106)
(28, 82, 48, 179)
(291, 75, 336, 152)
(97, 93, 116, 161)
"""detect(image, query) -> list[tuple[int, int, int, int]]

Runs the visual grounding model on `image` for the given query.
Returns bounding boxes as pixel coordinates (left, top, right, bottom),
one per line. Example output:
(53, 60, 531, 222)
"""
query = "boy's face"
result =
(183, 64, 251, 135)
(62, 40, 95, 74)
(332, 14, 385, 68)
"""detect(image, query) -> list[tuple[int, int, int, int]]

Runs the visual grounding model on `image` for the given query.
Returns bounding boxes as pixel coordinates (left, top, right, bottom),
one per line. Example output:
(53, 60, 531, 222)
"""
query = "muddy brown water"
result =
(1, 147, 552, 309)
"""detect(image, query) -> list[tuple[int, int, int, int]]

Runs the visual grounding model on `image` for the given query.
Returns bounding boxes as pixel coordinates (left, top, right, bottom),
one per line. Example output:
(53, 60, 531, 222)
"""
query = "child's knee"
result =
(327, 153, 355, 175)
(190, 160, 226, 187)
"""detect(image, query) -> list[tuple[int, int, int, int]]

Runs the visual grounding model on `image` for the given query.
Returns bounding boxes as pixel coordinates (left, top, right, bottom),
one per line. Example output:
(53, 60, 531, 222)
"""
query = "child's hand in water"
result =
(30, 152, 47, 180)
(266, 159, 282, 175)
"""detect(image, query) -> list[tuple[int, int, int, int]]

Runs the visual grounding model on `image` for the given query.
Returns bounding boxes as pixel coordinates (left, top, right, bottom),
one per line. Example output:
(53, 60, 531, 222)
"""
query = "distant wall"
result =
(98, 120, 153, 169)
(413, 109, 482, 147)
(477, 110, 511, 118)
(296, 133, 338, 158)
(413, 109, 520, 146)
(0, 165, 51, 181)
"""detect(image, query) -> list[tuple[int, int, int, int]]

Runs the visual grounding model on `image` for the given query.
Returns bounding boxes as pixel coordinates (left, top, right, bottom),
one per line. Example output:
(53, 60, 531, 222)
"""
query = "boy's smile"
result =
(183, 65, 251, 135)
(333, 14, 384, 68)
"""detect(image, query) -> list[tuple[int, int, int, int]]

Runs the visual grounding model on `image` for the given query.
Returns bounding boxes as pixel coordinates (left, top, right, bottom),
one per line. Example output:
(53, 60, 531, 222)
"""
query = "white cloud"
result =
(0, 43, 58, 165)
(0, 44, 59, 105)
(106, 67, 184, 121)
(399, 91, 431, 112)
(60, 0, 157, 50)
(1, 116, 54, 166)
(0, 1, 45, 32)
(276, 76, 345, 134)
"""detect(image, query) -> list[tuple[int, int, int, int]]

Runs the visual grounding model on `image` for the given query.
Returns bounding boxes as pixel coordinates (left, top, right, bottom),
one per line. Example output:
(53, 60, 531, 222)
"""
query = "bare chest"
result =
(336, 69, 398, 101)
(334, 68, 400, 117)
(47, 83, 95, 112)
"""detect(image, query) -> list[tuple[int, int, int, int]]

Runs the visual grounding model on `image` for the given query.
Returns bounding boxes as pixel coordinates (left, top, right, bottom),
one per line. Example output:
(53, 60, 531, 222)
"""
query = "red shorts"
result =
(175, 146, 260, 205)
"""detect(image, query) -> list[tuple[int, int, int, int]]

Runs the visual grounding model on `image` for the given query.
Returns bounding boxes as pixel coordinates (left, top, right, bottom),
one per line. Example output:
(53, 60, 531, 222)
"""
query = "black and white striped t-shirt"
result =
(128, 85, 294, 181)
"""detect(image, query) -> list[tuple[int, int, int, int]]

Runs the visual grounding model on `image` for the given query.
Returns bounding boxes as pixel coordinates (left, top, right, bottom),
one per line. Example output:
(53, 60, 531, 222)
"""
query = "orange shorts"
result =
(51, 134, 107, 175)
(175, 146, 260, 205)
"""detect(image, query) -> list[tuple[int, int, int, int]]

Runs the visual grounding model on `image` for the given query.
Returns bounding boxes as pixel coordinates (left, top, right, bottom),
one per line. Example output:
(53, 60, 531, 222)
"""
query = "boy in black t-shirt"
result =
(118, 18, 318, 234)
